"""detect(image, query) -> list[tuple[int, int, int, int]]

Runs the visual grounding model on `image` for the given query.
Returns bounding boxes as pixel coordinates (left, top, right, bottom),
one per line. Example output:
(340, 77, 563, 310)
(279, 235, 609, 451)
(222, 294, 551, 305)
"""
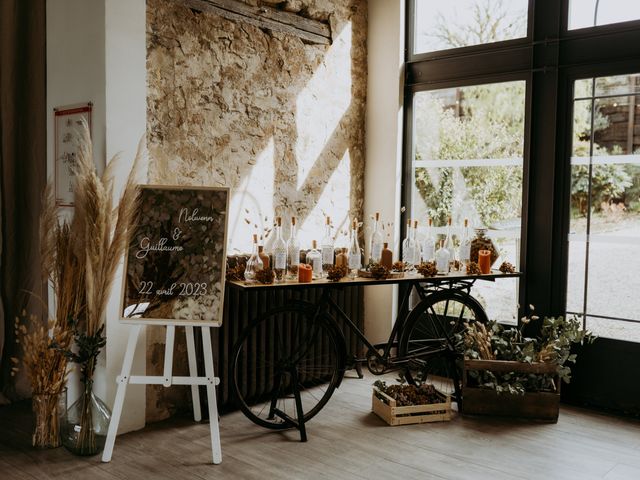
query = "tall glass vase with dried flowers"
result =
(13, 311, 72, 448)
(52, 121, 142, 456)
(11, 182, 86, 448)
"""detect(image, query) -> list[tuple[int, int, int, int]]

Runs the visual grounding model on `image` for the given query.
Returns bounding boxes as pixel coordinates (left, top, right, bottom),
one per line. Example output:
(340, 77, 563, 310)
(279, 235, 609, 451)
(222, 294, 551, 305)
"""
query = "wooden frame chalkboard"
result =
(120, 185, 229, 326)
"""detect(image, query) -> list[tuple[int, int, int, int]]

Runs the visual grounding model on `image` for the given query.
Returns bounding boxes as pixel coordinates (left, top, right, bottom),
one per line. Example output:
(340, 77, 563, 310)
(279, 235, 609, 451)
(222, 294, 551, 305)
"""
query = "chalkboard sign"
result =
(121, 185, 229, 325)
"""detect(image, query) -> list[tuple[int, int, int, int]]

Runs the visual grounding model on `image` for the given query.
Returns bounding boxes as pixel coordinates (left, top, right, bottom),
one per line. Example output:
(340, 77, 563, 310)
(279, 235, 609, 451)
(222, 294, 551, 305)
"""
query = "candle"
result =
(478, 250, 491, 274)
(298, 263, 313, 283)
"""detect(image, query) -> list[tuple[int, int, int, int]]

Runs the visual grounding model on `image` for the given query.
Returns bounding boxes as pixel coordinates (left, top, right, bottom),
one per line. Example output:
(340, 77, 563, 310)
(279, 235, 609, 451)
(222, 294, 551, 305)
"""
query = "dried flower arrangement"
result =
(13, 311, 72, 448)
(499, 261, 516, 273)
(368, 263, 390, 280)
(40, 120, 142, 456)
(326, 265, 348, 282)
(392, 261, 406, 273)
(466, 262, 482, 275)
(373, 380, 444, 407)
(416, 261, 437, 278)
(255, 268, 275, 284)
(225, 262, 246, 282)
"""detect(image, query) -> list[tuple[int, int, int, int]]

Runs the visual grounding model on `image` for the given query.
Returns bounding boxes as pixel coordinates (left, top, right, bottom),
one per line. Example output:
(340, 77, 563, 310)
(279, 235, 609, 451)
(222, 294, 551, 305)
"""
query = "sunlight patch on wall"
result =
(300, 149, 351, 248)
(295, 22, 353, 191)
(228, 137, 275, 253)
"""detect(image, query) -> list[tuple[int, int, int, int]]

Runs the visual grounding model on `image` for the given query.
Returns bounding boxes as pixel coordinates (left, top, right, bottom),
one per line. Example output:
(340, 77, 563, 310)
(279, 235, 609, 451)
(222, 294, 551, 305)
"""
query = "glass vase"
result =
(470, 228, 499, 266)
(32, 388, 67, 448)
(62, 387, 111, 456)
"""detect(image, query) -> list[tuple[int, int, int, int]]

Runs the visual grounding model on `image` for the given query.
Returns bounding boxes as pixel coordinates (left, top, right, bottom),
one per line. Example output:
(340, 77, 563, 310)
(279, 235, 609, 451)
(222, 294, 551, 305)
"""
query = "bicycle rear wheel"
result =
(231, 303, 344, 430)
(398, 289, 488, 387)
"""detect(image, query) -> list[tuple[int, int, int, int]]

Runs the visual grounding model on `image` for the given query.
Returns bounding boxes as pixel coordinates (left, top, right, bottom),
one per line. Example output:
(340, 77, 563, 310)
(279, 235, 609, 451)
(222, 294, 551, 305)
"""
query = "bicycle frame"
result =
(313, 278, 480, 370)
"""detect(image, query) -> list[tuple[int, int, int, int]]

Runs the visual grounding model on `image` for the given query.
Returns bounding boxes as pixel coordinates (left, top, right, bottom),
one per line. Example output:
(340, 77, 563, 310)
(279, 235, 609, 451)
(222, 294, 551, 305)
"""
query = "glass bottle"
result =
(381, 242, 393, 269)
(272, 217, 287, 282)
(287, 216, 300, 279)
(321, 216, 334, 275)
(411, 220, 420, 266)
(435, 240, 451, 274)
(459, 218, 472, 265)
(422, 217, 436, 263)
(444, 217, 457, 268)
(369, 212, 384, 264)
(335, 248, 348, 268)
(244, 234, 264, 283)
(307, 240, 323, 279)
(402, 219, 417, 271)
(263, 219, 276, 266)
(347, 219, 361, 278)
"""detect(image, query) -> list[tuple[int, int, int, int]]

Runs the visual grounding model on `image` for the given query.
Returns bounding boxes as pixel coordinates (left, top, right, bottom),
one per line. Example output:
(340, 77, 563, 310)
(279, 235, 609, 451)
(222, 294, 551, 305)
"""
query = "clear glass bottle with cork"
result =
(347, 219, 361, 278)
(287, 216, 300, 280)
(272, 216, 287, 282)
(244, 234, 264, 283)
(321, 216, 334, 276)
(307, 240, 323, 279)
(369, 212, 384, 264)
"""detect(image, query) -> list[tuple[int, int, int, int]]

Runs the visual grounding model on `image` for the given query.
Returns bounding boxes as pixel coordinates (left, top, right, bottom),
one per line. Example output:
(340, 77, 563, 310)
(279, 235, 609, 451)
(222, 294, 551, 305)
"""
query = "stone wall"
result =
(145, 0, 367, 422)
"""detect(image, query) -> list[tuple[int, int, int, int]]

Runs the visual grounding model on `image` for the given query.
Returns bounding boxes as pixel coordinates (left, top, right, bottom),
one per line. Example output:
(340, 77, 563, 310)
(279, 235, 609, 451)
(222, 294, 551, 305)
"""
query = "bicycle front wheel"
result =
(398, 289, 488, 386)
(231, 303, 344, 430)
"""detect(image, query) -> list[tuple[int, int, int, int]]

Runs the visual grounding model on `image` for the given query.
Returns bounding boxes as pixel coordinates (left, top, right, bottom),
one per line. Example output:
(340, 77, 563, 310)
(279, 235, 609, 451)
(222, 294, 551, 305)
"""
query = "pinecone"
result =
(466, 261, 482, 275)
(416, 261, 437, 278)
(255, 268, 275, 284)
(499, 261, 515, 273)
(327, 265, 348, 282)
(369, 263, 390, 280)
(392, 261, 406, 272)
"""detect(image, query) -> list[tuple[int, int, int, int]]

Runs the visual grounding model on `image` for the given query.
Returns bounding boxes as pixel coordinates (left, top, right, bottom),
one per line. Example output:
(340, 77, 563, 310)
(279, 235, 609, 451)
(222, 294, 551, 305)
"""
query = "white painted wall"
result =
(364, 0, 405, 344)
(47, 0, 147, 434)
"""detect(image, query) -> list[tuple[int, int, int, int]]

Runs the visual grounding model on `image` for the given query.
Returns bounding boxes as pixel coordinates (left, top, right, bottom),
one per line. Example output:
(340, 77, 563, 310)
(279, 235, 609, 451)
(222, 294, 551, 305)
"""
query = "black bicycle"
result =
(230, 276, 499, 439)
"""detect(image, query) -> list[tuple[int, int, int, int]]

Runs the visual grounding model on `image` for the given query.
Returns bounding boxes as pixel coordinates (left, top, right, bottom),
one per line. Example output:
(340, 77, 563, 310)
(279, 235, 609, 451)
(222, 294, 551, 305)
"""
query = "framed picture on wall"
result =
(54, 102, 92, 207)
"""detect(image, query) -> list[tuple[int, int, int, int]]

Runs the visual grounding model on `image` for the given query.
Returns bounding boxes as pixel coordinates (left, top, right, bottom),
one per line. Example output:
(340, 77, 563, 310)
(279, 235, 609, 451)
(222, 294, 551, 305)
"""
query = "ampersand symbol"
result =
(173, 228, 182, 241)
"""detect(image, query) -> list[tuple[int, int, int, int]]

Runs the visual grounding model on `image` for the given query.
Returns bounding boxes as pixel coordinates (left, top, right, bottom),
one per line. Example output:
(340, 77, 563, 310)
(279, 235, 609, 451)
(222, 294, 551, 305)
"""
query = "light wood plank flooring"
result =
(2, 373, 640, 480)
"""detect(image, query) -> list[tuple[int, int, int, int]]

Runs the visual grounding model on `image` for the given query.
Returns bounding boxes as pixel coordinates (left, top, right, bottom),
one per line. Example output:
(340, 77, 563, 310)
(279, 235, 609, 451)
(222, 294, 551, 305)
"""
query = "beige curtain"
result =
(0, 0, 47, 400)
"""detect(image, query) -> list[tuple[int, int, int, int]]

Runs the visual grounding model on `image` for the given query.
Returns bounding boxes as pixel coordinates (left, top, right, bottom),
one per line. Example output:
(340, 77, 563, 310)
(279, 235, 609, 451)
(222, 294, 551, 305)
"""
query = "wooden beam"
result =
(178, 0, 332, 45)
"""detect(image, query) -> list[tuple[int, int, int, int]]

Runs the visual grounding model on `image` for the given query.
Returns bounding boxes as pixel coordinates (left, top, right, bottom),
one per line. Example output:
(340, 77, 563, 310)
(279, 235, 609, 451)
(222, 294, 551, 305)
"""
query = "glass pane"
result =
(586, 317, 640, 343)
(412, 81, 526, 323)
(569, 0, 640, 30)
(567, 73, 640, 341)
(413, 0, 528, 54)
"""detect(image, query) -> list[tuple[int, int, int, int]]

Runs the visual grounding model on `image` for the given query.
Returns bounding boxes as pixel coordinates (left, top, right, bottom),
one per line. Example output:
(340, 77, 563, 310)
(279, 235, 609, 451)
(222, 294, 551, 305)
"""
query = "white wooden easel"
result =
(101, 323, 222, 464)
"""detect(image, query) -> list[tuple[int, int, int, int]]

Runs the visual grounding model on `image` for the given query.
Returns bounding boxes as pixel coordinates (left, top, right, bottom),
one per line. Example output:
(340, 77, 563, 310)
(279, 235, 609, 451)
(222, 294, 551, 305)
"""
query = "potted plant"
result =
(460, 310, 593, 421)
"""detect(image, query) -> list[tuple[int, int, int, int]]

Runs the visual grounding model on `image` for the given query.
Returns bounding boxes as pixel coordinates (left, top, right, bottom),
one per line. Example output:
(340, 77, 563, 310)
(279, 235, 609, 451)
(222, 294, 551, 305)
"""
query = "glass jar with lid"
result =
(470, 228, 499, 266)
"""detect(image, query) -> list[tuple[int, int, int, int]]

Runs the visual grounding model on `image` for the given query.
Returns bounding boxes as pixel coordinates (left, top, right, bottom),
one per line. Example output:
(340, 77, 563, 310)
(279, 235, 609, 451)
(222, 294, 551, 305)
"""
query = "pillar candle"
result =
(478, 250, 491, 274)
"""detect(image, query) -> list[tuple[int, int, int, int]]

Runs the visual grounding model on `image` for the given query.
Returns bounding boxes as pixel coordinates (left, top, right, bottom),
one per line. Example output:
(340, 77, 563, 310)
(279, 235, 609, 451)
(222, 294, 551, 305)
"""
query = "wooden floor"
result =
(2, 372, 640, 480)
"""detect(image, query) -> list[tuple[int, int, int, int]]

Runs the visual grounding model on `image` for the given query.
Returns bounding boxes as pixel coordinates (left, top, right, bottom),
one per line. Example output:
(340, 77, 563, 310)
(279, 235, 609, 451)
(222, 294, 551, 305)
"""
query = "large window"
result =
(567, 73, 640, 340)
(405, 0, 640, 328)
(413, 0, 528, 54)
(409, 81, 525, 323)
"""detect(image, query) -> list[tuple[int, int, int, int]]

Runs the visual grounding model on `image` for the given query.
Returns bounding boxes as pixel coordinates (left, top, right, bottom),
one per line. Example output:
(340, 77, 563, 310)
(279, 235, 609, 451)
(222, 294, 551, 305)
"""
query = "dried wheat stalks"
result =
(464, 322, 495, 360)
(12, 312, 71, 395)
(72, 119, 143, 338)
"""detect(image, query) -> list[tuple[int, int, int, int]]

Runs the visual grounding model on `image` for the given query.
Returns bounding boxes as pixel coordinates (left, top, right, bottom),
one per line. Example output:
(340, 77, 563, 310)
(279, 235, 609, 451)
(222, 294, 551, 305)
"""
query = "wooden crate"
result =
(371, 388, 452, 426)
(462, 359, 560, 422)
